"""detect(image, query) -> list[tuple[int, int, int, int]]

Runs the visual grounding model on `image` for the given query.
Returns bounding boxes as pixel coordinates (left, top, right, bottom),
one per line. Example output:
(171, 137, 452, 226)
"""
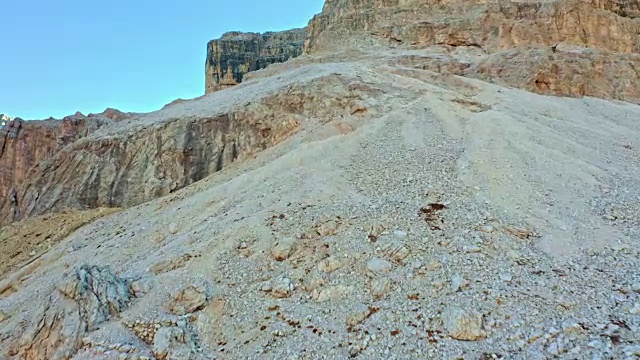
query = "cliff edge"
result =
(205, 28, 307, 93)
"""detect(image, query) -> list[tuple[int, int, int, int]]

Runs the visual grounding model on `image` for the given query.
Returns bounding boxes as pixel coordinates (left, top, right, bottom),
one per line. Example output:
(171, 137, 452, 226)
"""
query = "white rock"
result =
(366, 258, 392, 276)
(451, 275, 468, 292)
(272, 277, 295, 298)
(629, 303, 640, 315)
(370, 277, 392, 299)
(442, 306, 486, 341)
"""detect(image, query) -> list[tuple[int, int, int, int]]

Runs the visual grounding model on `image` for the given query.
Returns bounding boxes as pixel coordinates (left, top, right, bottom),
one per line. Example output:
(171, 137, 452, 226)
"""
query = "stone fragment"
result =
(271, 238, 296, 261)
(152, 325, 196, 360)
(311, 285, 350, 302)
(317, 256, 344, 273)
(380, 242, 410, 263)
(442, 306, 486, 341)
(167, 285, 208, 315)
(366, 258, 392, 277)
(271, 277, 295, 298)
(14, 265, 134, 359)
(130, 278, 153, 298)
(317, 220, 338, 237)
(346, 307, 375, 327)
(149, 254, 194, 275)
(370, 277, 392, 299)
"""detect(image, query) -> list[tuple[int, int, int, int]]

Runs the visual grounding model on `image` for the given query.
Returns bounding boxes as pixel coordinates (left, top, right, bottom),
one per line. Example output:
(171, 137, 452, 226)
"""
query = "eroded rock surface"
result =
(205, 28, 306, 93)
(305, 0, 640, 103)
(12, 265, 133, 359)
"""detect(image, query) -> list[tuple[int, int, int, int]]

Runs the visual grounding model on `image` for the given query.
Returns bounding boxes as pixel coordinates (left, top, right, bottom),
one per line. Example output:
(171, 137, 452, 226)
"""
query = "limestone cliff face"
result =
(304, 0, 640, 103)
(0, 73, 369, 226)
(205, 28, 306, 93)
(0, 110, 133, 227)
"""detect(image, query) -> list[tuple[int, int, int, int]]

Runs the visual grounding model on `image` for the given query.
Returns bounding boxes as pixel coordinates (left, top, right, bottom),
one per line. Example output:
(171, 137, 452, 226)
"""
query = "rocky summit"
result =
(1, 0, 640, 359)
(205, 28, 307, 93)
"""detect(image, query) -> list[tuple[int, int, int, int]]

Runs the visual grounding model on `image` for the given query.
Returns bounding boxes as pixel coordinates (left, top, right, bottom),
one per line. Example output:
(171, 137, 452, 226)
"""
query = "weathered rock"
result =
(205, 28, 306, 93)
(317, 255, 344, 273)
(13, 265, 134, 359)
(370, 276, 392, 299)
(311, 285, 351, 302)
(0, 117, 110, 226)
(130, 278, 154, 298)
(271, 237, 296, 261)
(366, 257, 392, 277)
(442, 306, 486, 341)
(380, 242, 410, 263)
(304, 0, 640, 104)
(152, 325, 197, 360)
(167, 285, 208, 315)
(271, 277, 296, 298)
(149, 254, 194, 275)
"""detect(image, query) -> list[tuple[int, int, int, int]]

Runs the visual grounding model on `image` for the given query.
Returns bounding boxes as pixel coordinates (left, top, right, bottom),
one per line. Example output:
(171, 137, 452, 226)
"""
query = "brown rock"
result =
(304, 0, 640, 104)
(270, 238, 296, 261)
(442, 306, 486, 341)
(205, 28, 307, 93)
(166, 285, 208, 316)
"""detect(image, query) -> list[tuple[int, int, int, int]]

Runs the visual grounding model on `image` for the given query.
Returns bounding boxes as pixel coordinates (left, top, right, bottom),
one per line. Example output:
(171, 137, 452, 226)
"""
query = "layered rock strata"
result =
(304, 0, 640, 103)
(205, 28, 306, 93)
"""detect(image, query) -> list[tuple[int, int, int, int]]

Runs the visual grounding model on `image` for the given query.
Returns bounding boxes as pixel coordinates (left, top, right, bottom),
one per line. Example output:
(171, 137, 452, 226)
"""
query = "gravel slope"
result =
(1, 54, 639, 359)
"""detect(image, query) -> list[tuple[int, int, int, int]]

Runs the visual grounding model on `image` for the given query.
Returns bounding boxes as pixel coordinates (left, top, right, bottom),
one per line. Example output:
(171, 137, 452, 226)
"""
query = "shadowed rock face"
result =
(0, 110, 132, 227)
(205, 28, 307, 93)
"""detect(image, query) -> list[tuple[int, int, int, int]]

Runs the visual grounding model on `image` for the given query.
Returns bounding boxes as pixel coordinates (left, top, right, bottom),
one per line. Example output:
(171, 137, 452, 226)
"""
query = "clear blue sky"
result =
(0, 0, 324, 120)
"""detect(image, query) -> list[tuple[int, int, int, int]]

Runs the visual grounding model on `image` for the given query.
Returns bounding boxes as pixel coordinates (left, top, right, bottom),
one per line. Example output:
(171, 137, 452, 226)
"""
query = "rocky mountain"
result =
(1, 0, 639, 359)
(205, 28, 307, 93)
(0, 110, 133, 226)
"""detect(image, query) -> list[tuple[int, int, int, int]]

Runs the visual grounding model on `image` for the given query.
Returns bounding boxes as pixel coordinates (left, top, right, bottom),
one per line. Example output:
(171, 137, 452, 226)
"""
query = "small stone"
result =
(380, 242, 411, 263)
(426, 261, 442, 271)
(451, 275, 469, 292)
(499, 272, 513, 282)
(478, 225, 494, 233)
(167, 285, 208, 315)
(317, 220, 338, 236)
(271, 238, 296, 261)
(311, 285, 350, 302)
(629, 303, 640, 315)
(366, 258, 392, 276)
(168, 223, 179, 234)
(464, 245, 481, 253)
(272, 277, 295, 298)
(442, 306, 486, 341)
(130, 279, 153, 298)
(346, 307, 375, 327)
(238, 242, 248, 249)
(547, 342, 559, 355)
(318, 256, 344, 273)
(370, 277, 392, 299)
(119, 354, 129, 360)
(393, 230, 408, 238)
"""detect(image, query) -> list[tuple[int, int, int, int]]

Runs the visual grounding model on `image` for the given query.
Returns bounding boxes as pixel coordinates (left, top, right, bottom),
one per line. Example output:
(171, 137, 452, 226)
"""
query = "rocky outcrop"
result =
(0, 109, 135, 227)
(11, 265, 135, 359)
(304, 0, 640, 103)
(0, 73, 373, 226)
(205, 28, 306, 93)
